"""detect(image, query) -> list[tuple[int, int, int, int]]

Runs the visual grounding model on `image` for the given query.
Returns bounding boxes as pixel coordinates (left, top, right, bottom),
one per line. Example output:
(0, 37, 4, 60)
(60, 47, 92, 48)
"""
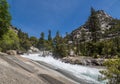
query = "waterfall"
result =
(21, 54, 106, 84)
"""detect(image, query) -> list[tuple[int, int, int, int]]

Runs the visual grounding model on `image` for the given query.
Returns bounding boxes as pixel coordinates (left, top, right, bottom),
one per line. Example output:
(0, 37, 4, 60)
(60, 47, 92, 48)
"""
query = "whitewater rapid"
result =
(21, 54, 106, 84)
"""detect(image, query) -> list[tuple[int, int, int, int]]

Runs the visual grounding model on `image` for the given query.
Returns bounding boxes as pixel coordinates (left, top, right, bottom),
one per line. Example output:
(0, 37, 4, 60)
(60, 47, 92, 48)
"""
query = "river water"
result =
(21, 54, 106, 84)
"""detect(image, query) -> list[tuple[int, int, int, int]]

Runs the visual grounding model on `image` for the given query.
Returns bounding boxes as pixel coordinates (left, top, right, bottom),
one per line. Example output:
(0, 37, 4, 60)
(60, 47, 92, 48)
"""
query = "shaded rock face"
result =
(62, 56, 105, 66)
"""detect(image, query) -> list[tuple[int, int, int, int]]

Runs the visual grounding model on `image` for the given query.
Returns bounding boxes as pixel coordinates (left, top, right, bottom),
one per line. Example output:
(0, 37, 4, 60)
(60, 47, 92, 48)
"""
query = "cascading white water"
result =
(21, 54, 106, 84)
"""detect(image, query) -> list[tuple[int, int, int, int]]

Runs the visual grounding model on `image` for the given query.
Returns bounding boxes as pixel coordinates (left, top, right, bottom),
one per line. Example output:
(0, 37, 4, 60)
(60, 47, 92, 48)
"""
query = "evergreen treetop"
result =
(88, 7, 100, 42)
(48, 30, 52, 41)
(0, 0, 11, 37)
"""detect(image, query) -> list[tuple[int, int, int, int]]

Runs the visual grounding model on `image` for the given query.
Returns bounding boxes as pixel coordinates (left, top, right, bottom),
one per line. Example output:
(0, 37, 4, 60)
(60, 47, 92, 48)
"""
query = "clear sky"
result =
(7, 0, 120, 38)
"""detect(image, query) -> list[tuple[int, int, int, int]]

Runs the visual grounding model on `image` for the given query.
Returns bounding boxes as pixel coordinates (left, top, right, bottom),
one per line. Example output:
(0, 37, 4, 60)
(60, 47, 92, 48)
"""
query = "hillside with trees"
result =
(1, 0, 120, 59)
(69, 8, 120, 58)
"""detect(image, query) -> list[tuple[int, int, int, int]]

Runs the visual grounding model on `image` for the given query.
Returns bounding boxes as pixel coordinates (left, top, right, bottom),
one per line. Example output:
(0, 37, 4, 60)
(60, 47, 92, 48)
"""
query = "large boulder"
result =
(91, 58, 104, 66)
(29, 46, 39, 52)
(62, 56, 83, 64)
(6, 50, 17, 55)
(28, 50, 33, 54)
(17, 51, 24, 55)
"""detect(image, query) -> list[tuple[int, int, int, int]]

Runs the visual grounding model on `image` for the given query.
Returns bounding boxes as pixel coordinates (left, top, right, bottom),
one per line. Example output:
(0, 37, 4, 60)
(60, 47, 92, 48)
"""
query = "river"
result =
(21, 53, 107, 84)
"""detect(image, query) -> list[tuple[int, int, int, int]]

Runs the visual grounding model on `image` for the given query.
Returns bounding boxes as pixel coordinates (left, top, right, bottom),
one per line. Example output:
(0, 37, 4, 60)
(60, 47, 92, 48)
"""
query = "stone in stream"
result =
(62, 56, 105, 66)
(6, 50, 17, 55)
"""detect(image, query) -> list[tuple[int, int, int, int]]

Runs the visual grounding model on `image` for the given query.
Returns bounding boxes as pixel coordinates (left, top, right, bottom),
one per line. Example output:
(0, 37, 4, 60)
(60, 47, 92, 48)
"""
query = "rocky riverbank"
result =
(0, 52, 78, 84)
(62, 56, 108, 66)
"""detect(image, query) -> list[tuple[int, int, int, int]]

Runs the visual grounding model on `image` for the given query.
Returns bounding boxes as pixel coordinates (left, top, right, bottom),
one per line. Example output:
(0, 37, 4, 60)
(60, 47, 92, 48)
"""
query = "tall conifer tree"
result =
(89, 7, 100, 42)
(48, 30, 52, 41)
(38, 32, 45, 50)
(0, 0, 11, 37)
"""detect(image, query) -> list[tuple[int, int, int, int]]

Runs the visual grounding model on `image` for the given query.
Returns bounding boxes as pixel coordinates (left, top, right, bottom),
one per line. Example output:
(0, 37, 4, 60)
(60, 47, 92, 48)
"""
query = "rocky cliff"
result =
(71, 10, 118, 42)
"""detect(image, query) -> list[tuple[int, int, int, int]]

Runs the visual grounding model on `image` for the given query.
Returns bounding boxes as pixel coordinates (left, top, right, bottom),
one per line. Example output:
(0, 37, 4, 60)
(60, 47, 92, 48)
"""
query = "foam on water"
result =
(21, 53, 106, 84)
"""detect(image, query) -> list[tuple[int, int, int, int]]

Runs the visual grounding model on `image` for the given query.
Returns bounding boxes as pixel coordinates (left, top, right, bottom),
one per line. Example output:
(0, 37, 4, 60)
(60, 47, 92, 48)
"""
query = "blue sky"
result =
(7, 0, 120, 38)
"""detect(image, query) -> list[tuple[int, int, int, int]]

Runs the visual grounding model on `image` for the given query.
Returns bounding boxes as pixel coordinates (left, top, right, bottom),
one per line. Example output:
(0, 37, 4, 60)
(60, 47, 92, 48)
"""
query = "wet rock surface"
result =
(0, 53, 77, 84)
(62, 56, 106, 66)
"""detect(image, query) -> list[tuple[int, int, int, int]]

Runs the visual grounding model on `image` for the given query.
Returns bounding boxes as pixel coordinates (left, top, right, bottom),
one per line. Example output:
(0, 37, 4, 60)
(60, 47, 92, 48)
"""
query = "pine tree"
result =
(53, 31, 68, 57)
(38, 32, 45, 50)
(40, 32, 45, 41)
(46, 30, 53, 51)
(29, 36, 38, 47)
(18, 29, 31, 51)
(81, 28, 86, 41)
(89, 7, 100, 42)
(48, 30, 52, 41)
(53, 31, 61, 47)
(0, 0, 11, 37)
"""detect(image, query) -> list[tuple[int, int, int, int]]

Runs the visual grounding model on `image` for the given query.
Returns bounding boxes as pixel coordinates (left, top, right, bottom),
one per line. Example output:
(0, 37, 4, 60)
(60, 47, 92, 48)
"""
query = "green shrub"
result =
(0, 29, 19, 51)
(100, 59, 120, 84)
